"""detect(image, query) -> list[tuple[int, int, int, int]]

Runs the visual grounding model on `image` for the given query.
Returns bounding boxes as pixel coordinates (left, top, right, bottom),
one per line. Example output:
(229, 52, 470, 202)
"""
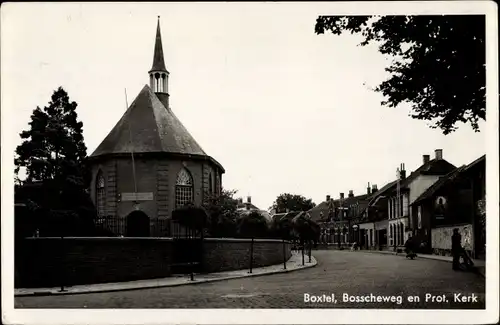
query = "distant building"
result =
(237, 196, 273, 222)
(88, 18, 224, 237)
(309, 188, 370, 246)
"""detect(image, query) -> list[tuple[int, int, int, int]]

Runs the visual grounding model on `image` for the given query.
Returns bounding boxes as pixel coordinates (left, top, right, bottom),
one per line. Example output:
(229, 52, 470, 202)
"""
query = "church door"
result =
(126, 211, 150, 237)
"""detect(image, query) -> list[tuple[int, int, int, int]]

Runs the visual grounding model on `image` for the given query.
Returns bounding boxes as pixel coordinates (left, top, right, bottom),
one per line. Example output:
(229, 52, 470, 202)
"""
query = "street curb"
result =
(15, 256, 317, 297)
(352, 250, 486, 278)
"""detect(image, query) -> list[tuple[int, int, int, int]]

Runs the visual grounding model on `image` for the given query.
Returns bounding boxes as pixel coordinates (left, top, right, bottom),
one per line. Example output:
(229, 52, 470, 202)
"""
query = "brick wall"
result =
(90, 156, 222, 236)
(16, 237, 290, 288)
(202, 238, 292, 273)
(16, 237, 173, 288)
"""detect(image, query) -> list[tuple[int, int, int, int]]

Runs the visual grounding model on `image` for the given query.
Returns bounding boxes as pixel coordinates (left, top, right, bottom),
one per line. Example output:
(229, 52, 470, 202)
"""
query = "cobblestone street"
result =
(15, 250, 485, 309)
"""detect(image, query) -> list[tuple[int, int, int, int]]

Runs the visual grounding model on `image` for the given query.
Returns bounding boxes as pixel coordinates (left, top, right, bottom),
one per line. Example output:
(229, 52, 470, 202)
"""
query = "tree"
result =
(271, 193, 316, 214)
(315, 15, 485, 135)
(202, 188, 239, 237)
(237, 211, 269, 239)
(237, 211, 269, 273)
(14, 87, 93, 236)
(15, 87, 89, 190)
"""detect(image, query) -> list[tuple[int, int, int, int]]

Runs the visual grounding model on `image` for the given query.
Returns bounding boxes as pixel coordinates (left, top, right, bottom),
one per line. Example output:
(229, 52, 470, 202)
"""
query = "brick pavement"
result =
(15, 250, 485, 309)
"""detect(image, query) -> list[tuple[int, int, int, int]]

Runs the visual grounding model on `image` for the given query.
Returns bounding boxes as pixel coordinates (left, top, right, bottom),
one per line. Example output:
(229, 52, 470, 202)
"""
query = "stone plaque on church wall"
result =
(121, 192, 154, 201)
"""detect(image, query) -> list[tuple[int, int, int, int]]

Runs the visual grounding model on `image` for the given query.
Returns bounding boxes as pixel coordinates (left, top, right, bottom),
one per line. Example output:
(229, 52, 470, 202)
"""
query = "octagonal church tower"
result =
(88, 17, 224, 237)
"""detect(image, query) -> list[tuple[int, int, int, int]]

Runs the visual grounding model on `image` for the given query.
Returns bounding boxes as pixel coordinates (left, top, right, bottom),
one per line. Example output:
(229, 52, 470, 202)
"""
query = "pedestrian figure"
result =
(452, 228, 462, 270)
(452, 228, 474, 271)
(405, 235, 416, 259)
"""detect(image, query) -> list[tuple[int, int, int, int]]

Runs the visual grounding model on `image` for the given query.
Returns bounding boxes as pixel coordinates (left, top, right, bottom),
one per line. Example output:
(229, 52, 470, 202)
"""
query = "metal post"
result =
(283, 238, 287, 270)
(249, 237, 254, 273)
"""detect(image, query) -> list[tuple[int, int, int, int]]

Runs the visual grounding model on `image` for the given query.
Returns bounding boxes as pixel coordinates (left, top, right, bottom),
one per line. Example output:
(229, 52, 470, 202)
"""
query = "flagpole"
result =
(125, 89, 138, 203)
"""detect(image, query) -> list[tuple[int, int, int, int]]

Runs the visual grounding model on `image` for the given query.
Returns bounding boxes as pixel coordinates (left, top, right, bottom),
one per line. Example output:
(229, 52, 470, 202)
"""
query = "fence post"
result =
(282, 238, 287, 270)
(59, 235, 67, 292)
(249, 237, 254, 273)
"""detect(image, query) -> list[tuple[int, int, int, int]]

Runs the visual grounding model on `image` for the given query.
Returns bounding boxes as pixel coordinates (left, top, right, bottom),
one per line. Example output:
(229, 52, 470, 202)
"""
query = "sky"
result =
(1, 2, 489, 212)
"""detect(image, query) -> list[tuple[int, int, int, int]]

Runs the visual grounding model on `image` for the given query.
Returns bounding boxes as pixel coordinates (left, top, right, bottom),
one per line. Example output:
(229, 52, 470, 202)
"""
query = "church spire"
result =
(150, 16, 167, 72)
(149, 16, 169, 105)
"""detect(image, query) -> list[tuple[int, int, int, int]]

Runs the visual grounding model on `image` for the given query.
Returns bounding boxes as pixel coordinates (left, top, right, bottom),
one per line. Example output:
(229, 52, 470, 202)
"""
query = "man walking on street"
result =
(452, 228, 462, 270)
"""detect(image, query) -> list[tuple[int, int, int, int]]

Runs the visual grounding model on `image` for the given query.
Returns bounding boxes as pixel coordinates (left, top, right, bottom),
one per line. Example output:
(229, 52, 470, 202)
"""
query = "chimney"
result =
(367, 182, 371, 195)
(400, 163, 406, 179)
(423, 154, 430, 164)
(435, 149, 443, 160)
(238, 198, 243, 204)
(340, 193, 344, 200)
(326, 195, 331, 202)
(371, 184, 378, 193)
(348, 190, 354, 198)
(247, 196, 251, 204)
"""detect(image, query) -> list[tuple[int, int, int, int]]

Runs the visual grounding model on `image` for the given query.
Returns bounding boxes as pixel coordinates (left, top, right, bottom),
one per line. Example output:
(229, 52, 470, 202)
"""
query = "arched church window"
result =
(175, 168, 194, 208)
(96, 171, 106, 218)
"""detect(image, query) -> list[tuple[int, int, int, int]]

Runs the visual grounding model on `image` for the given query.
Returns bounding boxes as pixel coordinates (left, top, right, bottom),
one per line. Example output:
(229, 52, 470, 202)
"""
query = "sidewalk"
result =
(15, 252, 317, 297)
(358, 249, 485, 277)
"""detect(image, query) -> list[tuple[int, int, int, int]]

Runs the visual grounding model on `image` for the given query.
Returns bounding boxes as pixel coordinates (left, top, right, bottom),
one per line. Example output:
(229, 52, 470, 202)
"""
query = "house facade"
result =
(410, 155, 485, 258)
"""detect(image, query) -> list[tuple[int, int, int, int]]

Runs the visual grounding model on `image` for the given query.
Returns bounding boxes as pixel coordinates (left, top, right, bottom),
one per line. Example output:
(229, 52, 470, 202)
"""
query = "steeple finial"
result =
(150, 16, 167, 72)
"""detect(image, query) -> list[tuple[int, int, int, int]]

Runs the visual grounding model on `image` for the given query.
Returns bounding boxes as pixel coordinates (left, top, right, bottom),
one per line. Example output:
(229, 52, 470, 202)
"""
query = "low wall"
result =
(15, 237, 173, 288)
(15, 237, 291, 288)
(202, 238, 291, 273)
(431, 224, 474, 256)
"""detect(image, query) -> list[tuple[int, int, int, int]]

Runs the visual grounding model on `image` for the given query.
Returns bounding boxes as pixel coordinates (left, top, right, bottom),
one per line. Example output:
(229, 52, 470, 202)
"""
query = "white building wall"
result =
(408, 175, 440, 204)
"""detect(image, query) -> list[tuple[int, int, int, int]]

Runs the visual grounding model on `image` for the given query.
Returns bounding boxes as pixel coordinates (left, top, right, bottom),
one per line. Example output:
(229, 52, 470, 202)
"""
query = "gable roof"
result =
(411, 166, 466, 206)
(308, 200, 333, 223)
(91, 85, 213, 160)
(398, 158, 456, 189)
(412, 154, 485, 205)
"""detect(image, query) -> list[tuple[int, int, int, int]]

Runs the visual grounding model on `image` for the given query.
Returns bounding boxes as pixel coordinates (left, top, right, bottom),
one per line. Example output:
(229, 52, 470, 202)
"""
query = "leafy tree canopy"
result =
(271, 193, 316, 213)
(15, 87, 89, 191)
(237, 211, 269, 239)
(315, 15, 485, 135)
(202, 188, 239, 237)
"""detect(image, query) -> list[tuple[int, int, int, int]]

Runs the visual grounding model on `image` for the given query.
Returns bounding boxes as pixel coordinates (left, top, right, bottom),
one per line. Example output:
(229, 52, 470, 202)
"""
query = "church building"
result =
(88, 18, 225, 237)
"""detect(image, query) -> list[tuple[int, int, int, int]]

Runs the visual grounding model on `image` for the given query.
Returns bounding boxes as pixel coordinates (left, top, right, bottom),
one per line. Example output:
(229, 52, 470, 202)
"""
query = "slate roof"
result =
(90, 85, 211, 159)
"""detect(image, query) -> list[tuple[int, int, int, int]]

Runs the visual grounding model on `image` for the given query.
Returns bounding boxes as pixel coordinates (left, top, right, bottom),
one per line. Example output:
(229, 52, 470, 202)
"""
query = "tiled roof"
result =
(91, 85, 212, 159)
(462, 154, 485, 173)
(399, 158, 456, 189)
(411, 166, 466, 205)
(412, 154, 485, 205)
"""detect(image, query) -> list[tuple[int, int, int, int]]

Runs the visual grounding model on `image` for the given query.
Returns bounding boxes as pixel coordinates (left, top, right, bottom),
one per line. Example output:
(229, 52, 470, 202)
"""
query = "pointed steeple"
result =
(148, 16, 170, 107)
(150, 16, 167, 72)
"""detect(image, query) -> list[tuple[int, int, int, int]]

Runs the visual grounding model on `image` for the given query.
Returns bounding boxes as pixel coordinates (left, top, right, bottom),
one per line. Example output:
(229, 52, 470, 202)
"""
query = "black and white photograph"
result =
(1, 1, 498, 324)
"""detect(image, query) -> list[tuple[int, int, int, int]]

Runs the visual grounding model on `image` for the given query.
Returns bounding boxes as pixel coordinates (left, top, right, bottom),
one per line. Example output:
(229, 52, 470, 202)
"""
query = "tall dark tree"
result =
(271, 193, 316, 214)
(15, 87, 89, 190)
(315, 15, 485, 135)
(14, 87, 93, 236)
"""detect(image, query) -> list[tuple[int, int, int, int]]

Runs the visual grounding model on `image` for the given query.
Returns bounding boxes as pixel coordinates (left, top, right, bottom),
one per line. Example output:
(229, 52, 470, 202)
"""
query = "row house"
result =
(410, 155, 485, 258)
(308, 187, 371, 247)
(357, 181, 397, 249)
(356, 149, 456, 251)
